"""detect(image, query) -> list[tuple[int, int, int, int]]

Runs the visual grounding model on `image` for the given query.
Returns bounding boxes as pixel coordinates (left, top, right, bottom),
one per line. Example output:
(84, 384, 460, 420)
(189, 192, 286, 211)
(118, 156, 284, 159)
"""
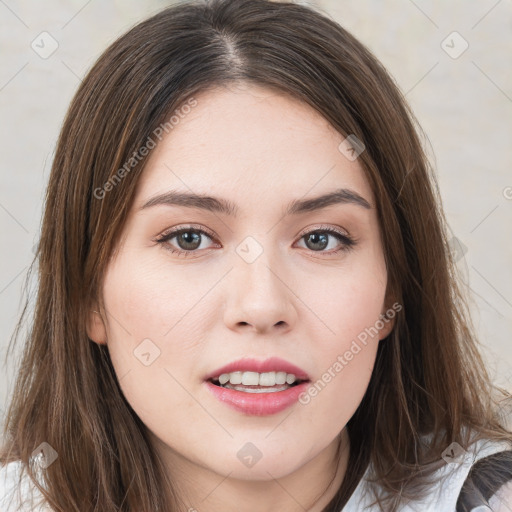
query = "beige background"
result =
(1, 0, 511, 428)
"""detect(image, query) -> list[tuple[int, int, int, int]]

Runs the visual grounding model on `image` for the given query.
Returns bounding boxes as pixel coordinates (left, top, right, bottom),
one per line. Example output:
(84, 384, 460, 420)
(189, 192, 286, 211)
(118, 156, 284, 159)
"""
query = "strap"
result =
(456, 450, 512, 511)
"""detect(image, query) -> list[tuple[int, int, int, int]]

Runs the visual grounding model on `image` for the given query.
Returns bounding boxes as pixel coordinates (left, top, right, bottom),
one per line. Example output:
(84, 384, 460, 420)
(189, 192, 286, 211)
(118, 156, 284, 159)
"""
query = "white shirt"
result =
(0, 456, 48, 511)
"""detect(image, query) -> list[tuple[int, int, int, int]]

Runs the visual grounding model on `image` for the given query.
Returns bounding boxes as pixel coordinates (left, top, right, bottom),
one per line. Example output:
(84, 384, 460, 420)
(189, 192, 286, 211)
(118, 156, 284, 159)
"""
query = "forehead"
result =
(134, 83, 374, 209)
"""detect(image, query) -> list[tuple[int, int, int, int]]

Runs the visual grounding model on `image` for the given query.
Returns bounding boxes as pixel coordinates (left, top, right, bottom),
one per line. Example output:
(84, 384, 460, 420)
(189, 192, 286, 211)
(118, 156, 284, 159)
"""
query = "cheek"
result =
(101, 250, 214, 353)
(296, 290, 382, 440)
(99, 251, 218, 421)
(295, 253, 386, 420)
(302, 248, 387, 350)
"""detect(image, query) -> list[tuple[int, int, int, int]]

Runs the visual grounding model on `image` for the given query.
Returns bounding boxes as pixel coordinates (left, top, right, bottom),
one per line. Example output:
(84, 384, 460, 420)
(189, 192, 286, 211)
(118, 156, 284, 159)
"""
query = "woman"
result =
(1, 0, 511, 510)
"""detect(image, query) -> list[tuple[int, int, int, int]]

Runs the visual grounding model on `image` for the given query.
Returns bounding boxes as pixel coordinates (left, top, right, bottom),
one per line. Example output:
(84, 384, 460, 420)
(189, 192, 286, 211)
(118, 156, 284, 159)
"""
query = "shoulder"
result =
(458, 444, 512, 511)
(488, 480, 512, 511)
(342, 431, 512, 511)
(426, 434, 512, 511)
(0, 460, 48, 512)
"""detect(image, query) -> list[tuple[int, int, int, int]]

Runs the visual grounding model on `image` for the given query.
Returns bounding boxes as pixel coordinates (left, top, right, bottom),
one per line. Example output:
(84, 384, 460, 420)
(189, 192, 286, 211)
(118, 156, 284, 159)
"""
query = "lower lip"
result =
(204, 380, 310, 416)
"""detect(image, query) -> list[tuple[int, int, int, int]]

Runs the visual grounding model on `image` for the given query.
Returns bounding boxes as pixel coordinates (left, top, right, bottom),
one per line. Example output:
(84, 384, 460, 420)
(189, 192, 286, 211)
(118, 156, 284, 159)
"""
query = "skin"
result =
(87, 83, 395, 512)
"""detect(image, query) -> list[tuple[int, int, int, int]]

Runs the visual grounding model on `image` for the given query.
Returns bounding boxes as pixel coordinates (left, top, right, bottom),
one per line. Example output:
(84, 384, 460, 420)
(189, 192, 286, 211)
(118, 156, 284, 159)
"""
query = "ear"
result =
(86, 307, 108, 345)
(377, 299, 400, 341)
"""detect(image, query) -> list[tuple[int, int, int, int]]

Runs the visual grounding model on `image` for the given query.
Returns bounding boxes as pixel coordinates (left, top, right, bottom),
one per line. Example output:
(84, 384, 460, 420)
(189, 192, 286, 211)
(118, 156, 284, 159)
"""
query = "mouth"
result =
(203, 358, 311, 415)
(204, 357, 311, 394)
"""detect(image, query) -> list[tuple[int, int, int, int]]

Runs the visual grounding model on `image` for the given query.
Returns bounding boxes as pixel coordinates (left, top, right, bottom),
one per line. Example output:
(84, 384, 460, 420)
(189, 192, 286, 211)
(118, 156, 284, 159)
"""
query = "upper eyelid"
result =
(157, 224, 351, 241)
(297, 224, 350, 237)
(157, 224, 217, 240)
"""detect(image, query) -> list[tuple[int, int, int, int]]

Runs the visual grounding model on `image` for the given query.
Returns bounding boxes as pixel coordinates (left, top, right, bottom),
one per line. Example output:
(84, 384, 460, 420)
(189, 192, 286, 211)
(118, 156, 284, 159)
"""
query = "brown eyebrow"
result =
(140, 187, 372, 216)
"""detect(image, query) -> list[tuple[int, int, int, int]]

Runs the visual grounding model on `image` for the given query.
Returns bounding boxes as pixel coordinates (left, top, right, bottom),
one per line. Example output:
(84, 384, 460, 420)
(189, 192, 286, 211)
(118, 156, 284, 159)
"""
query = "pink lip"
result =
(204, 380, 310, 416)
(204, 357, 310, 381)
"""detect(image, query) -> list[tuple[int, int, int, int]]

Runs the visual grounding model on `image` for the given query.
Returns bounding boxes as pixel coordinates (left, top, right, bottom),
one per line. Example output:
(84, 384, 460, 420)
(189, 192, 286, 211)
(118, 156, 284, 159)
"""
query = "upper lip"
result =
(205, 357, 310, 381)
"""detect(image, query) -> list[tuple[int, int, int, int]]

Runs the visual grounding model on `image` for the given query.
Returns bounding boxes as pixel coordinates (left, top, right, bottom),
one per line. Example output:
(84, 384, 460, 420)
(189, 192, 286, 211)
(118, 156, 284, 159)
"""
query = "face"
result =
(87, 83, 394, 484)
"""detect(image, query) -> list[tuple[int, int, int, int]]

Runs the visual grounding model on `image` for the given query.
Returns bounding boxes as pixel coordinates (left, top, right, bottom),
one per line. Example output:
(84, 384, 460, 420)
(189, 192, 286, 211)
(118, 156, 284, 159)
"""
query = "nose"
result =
(223, 249, 298, 334)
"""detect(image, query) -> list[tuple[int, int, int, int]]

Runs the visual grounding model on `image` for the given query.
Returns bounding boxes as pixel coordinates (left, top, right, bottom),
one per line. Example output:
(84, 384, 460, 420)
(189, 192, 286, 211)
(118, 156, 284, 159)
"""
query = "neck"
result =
(151, 428, 350, 512)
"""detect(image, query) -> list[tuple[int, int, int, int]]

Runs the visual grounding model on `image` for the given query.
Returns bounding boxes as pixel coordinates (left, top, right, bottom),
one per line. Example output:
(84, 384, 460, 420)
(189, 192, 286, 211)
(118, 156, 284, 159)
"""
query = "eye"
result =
(155, 225, 218, 257)
(155, 224, 357, 257)
(295, 225, 357, 255)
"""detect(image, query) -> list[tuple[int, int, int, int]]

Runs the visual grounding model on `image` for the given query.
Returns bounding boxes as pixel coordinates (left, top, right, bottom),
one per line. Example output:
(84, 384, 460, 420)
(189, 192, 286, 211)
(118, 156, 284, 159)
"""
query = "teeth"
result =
(275, 372, 287, 385)
(242, 372, 259, 386)
(215, 371, 301, 387)
(218, 373, 231, 385)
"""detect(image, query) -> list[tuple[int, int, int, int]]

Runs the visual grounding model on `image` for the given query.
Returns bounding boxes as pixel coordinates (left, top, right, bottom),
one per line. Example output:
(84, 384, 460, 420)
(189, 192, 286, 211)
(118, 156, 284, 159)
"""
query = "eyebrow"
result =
(140, 187, 372, 216)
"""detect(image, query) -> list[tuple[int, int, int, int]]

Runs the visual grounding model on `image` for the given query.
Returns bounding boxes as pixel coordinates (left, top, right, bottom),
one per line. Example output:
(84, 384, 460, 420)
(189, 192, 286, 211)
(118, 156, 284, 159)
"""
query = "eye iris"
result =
(306, 232, 328, 251)
(177, 231, 201, 250)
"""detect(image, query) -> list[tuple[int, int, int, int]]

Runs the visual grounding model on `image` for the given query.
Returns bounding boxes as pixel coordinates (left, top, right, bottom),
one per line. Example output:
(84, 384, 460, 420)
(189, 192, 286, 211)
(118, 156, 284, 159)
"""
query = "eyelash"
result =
(154, 224, 357, 258)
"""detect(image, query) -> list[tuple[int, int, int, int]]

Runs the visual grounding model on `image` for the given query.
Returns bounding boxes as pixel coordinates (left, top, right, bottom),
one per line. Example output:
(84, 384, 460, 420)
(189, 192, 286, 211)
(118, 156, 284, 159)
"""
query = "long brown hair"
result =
(2, 0, 511, 510)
